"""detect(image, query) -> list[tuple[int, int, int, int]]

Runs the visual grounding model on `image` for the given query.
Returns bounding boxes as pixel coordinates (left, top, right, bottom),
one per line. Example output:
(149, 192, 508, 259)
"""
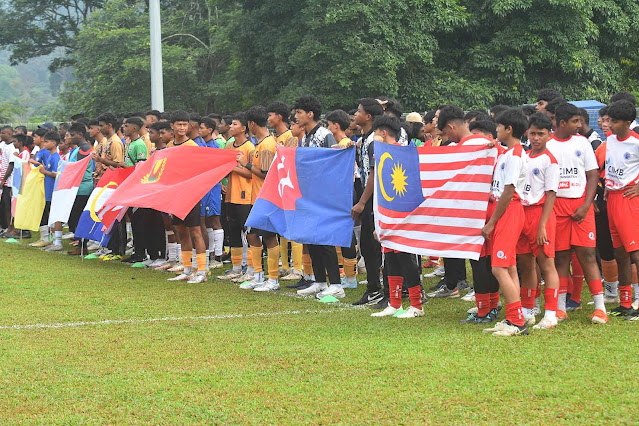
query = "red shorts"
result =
(553, 196, 596, 251)
(485, 200, 525, 267)
(607, 191, 639, 252)
(516, 205, 556, 258)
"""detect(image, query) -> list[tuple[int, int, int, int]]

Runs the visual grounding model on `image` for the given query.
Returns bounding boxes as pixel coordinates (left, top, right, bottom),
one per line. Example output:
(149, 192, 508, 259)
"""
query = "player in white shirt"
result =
(603, 100, 639, 319)
(516, 113, 561, 330)
(546, 102, 608, 324)
(481, 108, 529, 336)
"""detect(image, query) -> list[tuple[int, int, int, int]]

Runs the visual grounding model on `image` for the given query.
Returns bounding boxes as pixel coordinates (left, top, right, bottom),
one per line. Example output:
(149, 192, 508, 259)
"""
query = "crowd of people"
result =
(1, 88, 639, 337)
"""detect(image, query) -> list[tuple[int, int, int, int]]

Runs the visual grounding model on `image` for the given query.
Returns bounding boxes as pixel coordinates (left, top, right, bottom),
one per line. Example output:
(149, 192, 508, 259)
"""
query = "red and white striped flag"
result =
(374, 142, 497, 260)
(48, 155, 92, 226)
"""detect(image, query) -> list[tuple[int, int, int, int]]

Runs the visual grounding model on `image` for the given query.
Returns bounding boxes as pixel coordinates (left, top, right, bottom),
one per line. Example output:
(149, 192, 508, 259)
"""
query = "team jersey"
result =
(546, 134, 598, 198)
(521, 150, 559, 206)
(250, 135, 277, 203)
(276, 130, 293, 145)
(125, 137, 148, 166)
(490, 144, 527, 201)
(169, 138, 198, 148)
(604, 131, 639, 190)
(456, 134, 492, 147)
(226, 139, 255, 204)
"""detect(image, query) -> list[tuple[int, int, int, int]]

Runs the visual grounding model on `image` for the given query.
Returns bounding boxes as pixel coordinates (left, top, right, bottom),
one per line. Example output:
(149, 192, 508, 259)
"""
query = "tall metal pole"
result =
(149, 0, 164, 111)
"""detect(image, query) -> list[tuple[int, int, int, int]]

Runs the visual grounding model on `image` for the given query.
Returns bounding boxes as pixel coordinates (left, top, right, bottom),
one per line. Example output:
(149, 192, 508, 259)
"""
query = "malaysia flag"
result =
(374, 141, 497, 260)
(75, 167, 134, 245)
(48, 155, 92, 226)
(246, 145, 355, 247)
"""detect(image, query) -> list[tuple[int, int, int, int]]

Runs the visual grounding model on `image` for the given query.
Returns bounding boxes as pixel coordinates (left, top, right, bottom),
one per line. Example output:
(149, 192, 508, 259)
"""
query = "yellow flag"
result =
(14, 167, 45, 232)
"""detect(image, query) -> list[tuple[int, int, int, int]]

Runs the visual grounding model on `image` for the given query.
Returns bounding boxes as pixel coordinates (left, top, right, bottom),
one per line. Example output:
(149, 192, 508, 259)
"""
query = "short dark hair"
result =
(126, 116, 144, 129)
(246, 106, 268, 127)
(44, 131, 61, 144)
(171, 110, 190, 123)
(545, 98, 566, 115)
(68, 123, 87, 137)
(598, 105, 609, 117)
(208, 113, 222, 121)
(554, 102, 582, 125)
(384, 99, 403, 117)
(289, 111, 298, 124)
(494, 108, 528, 139)
(437, 104, 464, 131)
(200, 116, 217, 131)
(145, 110, 162, 120)
(151, 121, 172, 132)
(464, 110, 490, 122)
(469, 120, 497, 139)
(88, 118, 99, 127)
(357, 98, 384, 119)
(222, 115, 233, 126)
(13, 133, 27, 146)
(325, 109, 350, 131)
(536, 88, 562, 103)
(372, 115, 401, 138)
(578, 108, 590, 122)
(294, 95, 322, 120)
(521, 105, 536, 117)
(34, 128, 48, 137)
(267, 101, 290, 124)
(15, 125, 27, 134)
(160, 112, 172, 120)
(231, 111, 248, 128)
(423, 111, 437, 124)
(607, 100, 637, 122)
(97, 112, 118, 129)
(348, 108, 358, 116)
(59, 122, 70, 131)
(490, 105, 510, 116)
(70, 113, 85, 120)
(610, 91, 636, 106)
(188, 113, 201, 123)
(406, 121, 424, 140)
(528, 112, 553, 131)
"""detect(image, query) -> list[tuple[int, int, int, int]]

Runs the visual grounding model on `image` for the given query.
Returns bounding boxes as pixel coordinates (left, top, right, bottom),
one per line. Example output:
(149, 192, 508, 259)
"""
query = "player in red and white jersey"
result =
(481, 108, 529, 336)
(545, 102, 608, 324)
(516, 113, 561, 330)
(603, 100, 639, 319)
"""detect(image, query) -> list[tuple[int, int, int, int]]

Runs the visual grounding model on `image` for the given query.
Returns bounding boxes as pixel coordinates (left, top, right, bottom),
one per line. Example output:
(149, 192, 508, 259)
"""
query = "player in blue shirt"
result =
(38, 131, 62, 251)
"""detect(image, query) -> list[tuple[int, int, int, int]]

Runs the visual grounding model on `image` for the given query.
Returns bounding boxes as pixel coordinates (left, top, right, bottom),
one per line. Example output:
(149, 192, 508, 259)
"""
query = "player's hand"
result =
(236, 152, 246, 166)
(92, 153, 101, 163)
(38, 165, 45, 174)
(536, 226, 548, 247)
(341, 140, 355, 149)
(481, 221, 495, 240)
(484, 142, 496, 148)
(571, 205, 589, 222)
(623, 184, 639, 199)
(351, 202, 364, 220)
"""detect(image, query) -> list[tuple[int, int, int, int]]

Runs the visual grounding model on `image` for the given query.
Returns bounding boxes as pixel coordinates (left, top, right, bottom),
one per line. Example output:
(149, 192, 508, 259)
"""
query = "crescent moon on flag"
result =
(378, 152, 394, 202)
(90, 181, 119, 222)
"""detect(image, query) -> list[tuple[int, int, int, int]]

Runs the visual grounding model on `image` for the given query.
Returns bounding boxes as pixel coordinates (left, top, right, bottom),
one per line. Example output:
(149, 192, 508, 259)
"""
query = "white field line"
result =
(0, 307, 355, 331)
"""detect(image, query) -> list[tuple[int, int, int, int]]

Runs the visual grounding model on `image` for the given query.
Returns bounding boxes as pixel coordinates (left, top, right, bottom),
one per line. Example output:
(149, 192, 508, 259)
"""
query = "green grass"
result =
(1, 237, 638, 424)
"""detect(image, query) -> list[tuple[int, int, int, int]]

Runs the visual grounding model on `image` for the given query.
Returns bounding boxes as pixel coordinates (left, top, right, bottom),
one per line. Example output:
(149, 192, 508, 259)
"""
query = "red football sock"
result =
(408, 286, 422, 310)
(544, 287, 558, 311)
(388, 276, 403, 309)
(505, 301, 525, 327)
(520, 287, 535, 309)
(587, 278, 603, 296)
(559, 276, 570, 297)
(489, 292, 500, 310)
(620, 285, 633, 308)
(535, 280, 542, 298)
(476, 293, 491, 317)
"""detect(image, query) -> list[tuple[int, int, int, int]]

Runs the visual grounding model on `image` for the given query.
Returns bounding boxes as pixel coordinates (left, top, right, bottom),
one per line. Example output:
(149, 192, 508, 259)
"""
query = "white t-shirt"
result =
(546, 134, 598, 198)
(491, 144, 527, 201)
(605, 131, 639, 191)
(0, 143, 17, 187)
(31, 145, 40, 157)
(521, 150, 559, 206)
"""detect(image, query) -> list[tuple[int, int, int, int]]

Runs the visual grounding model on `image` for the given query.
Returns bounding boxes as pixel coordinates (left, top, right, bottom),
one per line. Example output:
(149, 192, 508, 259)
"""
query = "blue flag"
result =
(246, 146, 355, 246)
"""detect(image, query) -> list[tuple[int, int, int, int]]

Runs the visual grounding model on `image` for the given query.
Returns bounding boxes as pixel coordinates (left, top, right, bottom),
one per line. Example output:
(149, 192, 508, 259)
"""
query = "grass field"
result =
(1, 237, 638, 424)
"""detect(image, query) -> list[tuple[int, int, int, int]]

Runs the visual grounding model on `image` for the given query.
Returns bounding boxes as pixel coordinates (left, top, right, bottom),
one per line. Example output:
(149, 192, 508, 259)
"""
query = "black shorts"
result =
(41, 201, 51, 226)
(172, 202, 201, 228)
(226, 203, 252, 228)
(247, 227, 277, 238)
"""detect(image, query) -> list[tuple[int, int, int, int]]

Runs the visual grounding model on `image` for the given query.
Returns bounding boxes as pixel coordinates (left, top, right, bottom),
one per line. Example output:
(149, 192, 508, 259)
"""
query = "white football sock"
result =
(213, 229, 224, 257)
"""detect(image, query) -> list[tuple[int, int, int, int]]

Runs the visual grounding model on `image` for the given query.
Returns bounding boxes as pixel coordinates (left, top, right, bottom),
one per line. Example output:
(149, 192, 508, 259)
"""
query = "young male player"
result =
(166, 110, 208, 283)
(369, 115, 425, 318)
(517, 113, 561, 330)
(38, 132, 63, 251)
(603, 100, 639, 319)
(479, 108, 529, 336)
(235, 106, 280, 292)
(546, 102, 608, 324)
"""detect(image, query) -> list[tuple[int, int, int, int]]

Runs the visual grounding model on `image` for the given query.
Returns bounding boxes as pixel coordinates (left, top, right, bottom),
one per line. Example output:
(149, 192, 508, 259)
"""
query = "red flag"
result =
(104, 146, 238, 219)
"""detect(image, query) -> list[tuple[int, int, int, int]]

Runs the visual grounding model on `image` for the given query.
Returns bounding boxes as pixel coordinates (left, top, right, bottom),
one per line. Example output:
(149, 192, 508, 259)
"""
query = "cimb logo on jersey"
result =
(607, 164, 625, 178)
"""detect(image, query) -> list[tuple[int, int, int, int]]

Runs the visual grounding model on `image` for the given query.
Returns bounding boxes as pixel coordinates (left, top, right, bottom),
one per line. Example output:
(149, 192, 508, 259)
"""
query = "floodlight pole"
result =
(149, 0, 164, 111)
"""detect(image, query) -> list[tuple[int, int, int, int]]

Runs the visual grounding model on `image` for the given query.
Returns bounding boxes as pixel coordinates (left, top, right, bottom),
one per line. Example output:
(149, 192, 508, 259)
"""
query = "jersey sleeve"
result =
(502, 153, 524, 186)
(260, 145, 276, 172)
(583, 140, 598, 172)
(322, 133, 337, 148)
(134, 142, 148, 161)
(111, 140, 125, 162)
(545, 160, 559, 192)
